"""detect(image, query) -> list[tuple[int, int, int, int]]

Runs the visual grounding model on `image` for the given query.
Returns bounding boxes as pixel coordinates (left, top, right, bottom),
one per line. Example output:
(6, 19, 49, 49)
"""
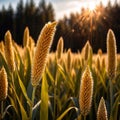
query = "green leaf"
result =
(46, 67, 54, 84)
(11, 85, 28, 120)
(0, 51, 10, 76)
(8, 95, 19, 118)
(110, 93, 120, 120)
(40, 73, 48, 120)
(13, 43, 25, 82)
(57, 107, 78, 120)
(17, 71, 32, 106)
(24, 47, 32, 87)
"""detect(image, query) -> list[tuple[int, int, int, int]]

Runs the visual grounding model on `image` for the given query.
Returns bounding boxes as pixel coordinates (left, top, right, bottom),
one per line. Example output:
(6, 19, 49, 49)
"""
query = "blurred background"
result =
(0, 0, 120, 53)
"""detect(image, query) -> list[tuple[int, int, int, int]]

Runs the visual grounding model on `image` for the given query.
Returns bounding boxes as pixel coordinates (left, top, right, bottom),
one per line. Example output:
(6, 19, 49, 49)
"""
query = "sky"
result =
(0, 0, 116, 20)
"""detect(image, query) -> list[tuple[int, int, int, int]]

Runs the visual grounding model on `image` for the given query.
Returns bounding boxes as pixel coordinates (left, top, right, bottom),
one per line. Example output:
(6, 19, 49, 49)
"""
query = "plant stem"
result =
(54, 63, 58, 120)
(84, 115, 86, 120)
(54, 76, 57, 120)
(30, 86, 36, 119)
(1, 101, 3, 119)
(109, 79, 113, 110)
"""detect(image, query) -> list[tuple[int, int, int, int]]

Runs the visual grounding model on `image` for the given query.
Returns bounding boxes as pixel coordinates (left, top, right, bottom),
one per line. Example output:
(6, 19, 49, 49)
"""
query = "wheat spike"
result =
(29, 36, 35, 50)
(79, 66, 93, 116)
(4, 31, 15, 72)
(96, 55, 101, 71)
(97, 49, 103, 57)
(84, 41, 90, 61)
(101, 57, 106, 69)
(56, 37, 64, 59)
(97, 97, 108, 120)
(31, 22, 57, 86)
(0, 67, 8, 101)
(0, 41, 5, 54)
(66, 48, 72, 72)
(107, 29, 117, 79)
(23, 27, 29, 47)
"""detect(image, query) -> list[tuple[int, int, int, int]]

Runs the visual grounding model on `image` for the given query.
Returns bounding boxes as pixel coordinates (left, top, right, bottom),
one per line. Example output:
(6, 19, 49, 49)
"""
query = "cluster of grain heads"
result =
(0, 67, 8, 101)
(107, 29, 117, 79)
(31, 21, 57, 87)
(56, 37, 64, 60)
(23, 27, 29, 47)
(97, 97, 108, 120)
(4, 31, 15, 72)
(79, 66, 93, 117)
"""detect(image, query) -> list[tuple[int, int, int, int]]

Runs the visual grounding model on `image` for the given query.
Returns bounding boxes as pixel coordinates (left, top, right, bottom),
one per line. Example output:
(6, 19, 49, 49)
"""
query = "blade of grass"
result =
(40, 72, 48, 120)
(57, 107, 78, 120)
(17, 71, 32, 106)
(11, 84, 28, 120)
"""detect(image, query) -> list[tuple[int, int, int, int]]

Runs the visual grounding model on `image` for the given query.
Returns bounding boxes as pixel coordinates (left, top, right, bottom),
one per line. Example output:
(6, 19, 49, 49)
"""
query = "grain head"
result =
(31, 22, 57, 86)
(0, 67, 8, 101)
(79, 66, 93, 116)
(97, 97, 108, 120)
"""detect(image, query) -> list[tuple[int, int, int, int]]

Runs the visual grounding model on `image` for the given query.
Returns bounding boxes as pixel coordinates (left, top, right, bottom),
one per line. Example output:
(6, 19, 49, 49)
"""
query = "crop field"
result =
(0, 22, 120, 120)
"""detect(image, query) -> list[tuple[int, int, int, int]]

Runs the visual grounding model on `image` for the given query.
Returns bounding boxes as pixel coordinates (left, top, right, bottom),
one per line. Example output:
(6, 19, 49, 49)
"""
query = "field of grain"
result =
(0, 22, 119, 120)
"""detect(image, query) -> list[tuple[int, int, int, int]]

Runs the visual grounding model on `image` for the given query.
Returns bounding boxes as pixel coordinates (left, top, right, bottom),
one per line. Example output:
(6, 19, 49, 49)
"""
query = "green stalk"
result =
(84, 115, 86, 120)
(54, 73, 57, 120)
(109, 79, 113, 110)
(1, 101, 3, 119)
(30, 86, 36, 119)
(53, 61, 58, 120)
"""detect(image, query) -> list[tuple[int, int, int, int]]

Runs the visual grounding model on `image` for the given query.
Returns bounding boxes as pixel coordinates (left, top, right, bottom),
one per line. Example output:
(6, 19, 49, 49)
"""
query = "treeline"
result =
(0, 0, 54, 44)
(0, 0, 120, 53)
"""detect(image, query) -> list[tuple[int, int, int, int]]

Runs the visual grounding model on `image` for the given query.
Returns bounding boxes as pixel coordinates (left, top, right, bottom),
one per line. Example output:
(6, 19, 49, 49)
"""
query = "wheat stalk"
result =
(107, 29, 117, 79)
(23, 27, 29, 47)
(84, 41, 90, 61)
(56, 37, 64, 59)
(4, 31, 15, 72)
(79, 66, 93, 116)
(31, 22, 57, 86)
(66, 48, 72, 72)
(97, 97, 108, 120)
(107, 29, 117, 112)
(0, 67, 8, 101)
(0, 41, 5, 54)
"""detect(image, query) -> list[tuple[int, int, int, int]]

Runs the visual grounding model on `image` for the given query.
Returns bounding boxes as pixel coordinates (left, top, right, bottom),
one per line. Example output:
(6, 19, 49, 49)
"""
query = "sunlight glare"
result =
(89, 2, 97, 12)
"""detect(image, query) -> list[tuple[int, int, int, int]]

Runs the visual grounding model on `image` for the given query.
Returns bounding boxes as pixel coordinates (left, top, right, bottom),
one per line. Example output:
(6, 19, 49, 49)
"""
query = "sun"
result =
(88, 2, 97, 12)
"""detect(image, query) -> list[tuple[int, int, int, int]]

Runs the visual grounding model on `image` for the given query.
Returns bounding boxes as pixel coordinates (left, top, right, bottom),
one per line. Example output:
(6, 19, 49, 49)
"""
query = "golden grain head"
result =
(66, 48, 72, 72)
(97, 97, 108, 120)
(97, 49, 103, 57)
(79, 66, 93, 116)
(107, 29, 117, 79)
(84, 41, 90, 61)
(56, 37, 64, 59)
(0, 41, 5, 54)
(0, 67, 8, 101)
(31, 21, 57, 87)
(4, 31, 15, 72)
(101, 57, 106, 69)
(96, 55, 101, 71)
(29, 36, 35, 50)
(23, 27, 29, 47)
